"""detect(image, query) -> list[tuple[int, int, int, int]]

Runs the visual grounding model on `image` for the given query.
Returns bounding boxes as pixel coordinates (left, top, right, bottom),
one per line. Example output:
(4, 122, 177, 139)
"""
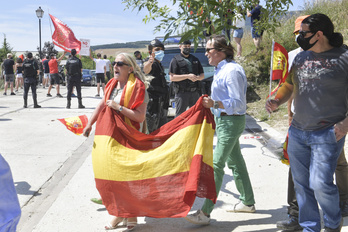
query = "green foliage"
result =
(0, 34, 13, 62)
(91, 41, 150, 50)
(41, 41, 58, 58)
(122, 0, 292, 47)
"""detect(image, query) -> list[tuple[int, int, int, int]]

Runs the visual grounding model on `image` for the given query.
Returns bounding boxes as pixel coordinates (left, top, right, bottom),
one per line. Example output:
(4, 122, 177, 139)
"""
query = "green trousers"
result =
(202, 115, 255, 215)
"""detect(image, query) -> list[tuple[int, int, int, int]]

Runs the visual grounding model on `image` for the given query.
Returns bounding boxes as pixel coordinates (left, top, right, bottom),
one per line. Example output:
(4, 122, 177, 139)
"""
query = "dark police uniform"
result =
(65, 55, 84, 108)
(22, 58, 40, 107)
(146, 59, 169, 133)
(169, 53, 204, 117)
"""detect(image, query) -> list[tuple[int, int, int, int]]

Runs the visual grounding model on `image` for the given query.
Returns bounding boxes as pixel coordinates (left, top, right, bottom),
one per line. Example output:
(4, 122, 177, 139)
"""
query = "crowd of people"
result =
(1, 9, 347, 232)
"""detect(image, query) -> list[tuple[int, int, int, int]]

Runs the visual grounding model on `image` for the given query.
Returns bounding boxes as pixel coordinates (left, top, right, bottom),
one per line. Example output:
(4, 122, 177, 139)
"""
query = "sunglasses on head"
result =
(299, 30, 316, 37)
(112, 61, 129, 67)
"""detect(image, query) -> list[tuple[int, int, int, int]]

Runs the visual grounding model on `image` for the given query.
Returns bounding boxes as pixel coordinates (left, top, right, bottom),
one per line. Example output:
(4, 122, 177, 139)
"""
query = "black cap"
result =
(134, 50, 141, 55)
(71, 49, 77, 56)
(27, 52, 33, 58)
(150, 39, 164, 49)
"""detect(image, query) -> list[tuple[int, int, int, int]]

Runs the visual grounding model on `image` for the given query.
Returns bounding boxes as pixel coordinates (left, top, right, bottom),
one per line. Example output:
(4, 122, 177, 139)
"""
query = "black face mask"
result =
(183, 47, 191, 55)
(296, 33, 318, 51)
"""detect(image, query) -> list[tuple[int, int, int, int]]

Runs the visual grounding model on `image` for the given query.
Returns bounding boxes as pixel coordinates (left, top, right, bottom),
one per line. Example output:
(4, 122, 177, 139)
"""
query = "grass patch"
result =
(246, 83, 289, 133)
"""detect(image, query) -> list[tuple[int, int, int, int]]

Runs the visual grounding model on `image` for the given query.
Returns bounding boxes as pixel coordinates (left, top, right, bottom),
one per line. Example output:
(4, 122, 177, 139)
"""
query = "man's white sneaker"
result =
(227, 201, 256, 213)
(185, 210, 210, 225)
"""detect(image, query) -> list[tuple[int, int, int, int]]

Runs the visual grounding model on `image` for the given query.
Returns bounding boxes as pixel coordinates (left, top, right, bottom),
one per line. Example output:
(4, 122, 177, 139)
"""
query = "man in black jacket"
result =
(22, 52, 40, 108)
(65, 49, 84, 109)
(143, 39, 169, 132)
(169, 40, 204, 117)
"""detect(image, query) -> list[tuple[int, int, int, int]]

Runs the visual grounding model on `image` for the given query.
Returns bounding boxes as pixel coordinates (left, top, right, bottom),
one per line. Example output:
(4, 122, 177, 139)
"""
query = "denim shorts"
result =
(233, 28, 244, 38)
(251, 27, 264, 38)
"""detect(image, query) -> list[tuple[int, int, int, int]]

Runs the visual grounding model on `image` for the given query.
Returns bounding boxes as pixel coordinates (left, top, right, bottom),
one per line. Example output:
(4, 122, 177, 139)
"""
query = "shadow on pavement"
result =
(14, 181, 41, 196)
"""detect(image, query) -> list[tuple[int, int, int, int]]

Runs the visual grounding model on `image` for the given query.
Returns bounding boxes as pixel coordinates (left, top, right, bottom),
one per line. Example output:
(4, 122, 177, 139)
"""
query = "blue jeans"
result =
(288, 125, 345, 232)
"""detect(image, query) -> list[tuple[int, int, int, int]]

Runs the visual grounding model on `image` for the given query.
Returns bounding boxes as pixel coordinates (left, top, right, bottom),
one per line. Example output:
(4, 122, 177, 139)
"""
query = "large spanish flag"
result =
(92, 96, 216, 218)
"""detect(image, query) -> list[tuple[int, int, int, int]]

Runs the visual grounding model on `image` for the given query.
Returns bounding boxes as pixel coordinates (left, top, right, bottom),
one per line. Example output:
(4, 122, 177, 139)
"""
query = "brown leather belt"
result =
(220, 112, 245, 116)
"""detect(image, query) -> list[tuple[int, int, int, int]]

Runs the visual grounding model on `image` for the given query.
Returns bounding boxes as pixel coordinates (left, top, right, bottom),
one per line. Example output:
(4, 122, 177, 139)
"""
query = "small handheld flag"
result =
(58, 115, 88, 135)
(268, 41, 289, 98)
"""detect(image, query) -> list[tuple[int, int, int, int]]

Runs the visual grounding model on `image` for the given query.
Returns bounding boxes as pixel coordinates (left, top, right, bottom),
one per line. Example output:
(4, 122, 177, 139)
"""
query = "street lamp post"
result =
(36, 6, 44, 59)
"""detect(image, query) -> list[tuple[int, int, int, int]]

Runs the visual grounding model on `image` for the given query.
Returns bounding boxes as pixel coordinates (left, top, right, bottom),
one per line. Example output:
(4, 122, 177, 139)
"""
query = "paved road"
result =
(0, 85, 347, 232)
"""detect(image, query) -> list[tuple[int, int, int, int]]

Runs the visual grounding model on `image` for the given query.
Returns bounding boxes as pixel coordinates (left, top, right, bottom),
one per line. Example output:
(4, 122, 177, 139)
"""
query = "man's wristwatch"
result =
(213, 101, 219, 109)
(119, 106, 123, 112)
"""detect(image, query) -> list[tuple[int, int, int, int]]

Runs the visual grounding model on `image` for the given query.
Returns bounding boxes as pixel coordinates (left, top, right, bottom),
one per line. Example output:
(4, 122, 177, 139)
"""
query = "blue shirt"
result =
(250, 5, 262, 27)
(211, 59, 247, 115)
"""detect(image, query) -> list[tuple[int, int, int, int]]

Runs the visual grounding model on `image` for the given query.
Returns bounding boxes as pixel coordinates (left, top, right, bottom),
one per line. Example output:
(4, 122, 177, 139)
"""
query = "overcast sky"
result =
(0, 0, 305, 51)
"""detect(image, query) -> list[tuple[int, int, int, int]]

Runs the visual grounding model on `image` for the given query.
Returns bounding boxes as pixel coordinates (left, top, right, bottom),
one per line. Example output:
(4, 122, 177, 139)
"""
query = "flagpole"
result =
(48, 9, 53, 43)
(268, 39, 275, 117)
(269, 39, 275, 99)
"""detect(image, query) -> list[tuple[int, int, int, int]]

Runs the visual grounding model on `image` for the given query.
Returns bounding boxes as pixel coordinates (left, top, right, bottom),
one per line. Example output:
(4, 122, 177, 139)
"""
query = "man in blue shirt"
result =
(185, 35, 255, 225)
(247, 0, 263, 48)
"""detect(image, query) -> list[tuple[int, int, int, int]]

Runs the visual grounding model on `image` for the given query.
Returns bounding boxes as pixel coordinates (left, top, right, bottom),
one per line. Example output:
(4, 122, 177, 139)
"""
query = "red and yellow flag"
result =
(268, 42, 289, 98)
(272, 42, 288, 81)
(58, 115, 88, 135)
(92, 96, 217, 218)
(49, 14, 81, 53)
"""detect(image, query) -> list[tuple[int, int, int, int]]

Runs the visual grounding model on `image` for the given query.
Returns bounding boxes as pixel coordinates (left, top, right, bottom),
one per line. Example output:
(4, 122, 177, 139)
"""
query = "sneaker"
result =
(227, 201, 256, 213)
(3, 92, 6, 95)
(15, 90, 18, 92)
(71, 93, 76, 97)
(56, 94, 63, 98)
(10, 92, 16, 95)
(47, 93, 52, 97)
(34, 104, 41, 108)
(185, 210, 210, 225)
(95, 94, 100, 97)
(276, 215, 302, 231)
(340, 200, 348, 217)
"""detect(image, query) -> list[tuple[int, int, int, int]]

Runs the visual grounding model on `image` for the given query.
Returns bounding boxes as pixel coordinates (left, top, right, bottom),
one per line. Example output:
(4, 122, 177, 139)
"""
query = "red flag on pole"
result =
(58, 115, 88, 135)
(49, 14, 81, 53)
(268, 41, 289, 98)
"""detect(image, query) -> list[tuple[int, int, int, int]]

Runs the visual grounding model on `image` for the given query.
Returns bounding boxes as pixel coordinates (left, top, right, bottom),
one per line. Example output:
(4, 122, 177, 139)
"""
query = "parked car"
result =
(81, 69, 95, 86)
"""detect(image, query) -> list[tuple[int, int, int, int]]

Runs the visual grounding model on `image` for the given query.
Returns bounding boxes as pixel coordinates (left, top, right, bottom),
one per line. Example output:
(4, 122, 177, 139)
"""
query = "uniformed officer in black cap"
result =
(22, 52, 41, 108)
(169, 40, 204, 117)
(65, 49, 85, 109)
(143, 39, 169, 132)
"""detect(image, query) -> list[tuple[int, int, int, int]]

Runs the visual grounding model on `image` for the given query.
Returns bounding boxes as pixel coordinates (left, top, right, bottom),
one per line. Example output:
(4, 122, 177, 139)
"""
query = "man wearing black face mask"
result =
(169, 40, 204, 117)
(266, 13, 348, 232)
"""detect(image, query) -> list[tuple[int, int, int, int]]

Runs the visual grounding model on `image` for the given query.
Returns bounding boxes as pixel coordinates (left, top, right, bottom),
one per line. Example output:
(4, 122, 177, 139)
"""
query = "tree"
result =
(0, 34, 13, 62)
(40, 41, 58, 58)
(122, 0, 292, 47)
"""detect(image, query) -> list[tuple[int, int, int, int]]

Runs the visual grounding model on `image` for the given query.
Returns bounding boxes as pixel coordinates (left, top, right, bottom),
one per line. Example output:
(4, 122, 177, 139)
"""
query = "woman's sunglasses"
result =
(112, 61, 129, 67)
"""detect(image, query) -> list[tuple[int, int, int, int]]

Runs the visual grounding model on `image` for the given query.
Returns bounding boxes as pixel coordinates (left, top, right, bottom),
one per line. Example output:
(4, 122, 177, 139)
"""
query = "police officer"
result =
(143, 39, 170, 132)
(169, 40, 204, 117)
(22, 52, 41, 108)
(65, 49, 85, 109)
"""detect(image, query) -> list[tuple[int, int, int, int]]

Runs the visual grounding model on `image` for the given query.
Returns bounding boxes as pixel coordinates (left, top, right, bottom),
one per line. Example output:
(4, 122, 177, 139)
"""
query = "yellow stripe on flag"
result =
(92, 119, 214, 182)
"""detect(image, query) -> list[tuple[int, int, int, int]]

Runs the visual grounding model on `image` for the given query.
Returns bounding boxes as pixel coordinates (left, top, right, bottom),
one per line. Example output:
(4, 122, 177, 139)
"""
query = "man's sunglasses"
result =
(205, 48, 215, 53)
(298, 30, 316, 37)
(112, 61, 129, 67)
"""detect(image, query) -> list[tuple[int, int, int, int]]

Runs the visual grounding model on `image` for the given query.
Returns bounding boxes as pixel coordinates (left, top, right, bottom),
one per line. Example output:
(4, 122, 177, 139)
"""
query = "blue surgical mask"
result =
(155, 50, 164, 62)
